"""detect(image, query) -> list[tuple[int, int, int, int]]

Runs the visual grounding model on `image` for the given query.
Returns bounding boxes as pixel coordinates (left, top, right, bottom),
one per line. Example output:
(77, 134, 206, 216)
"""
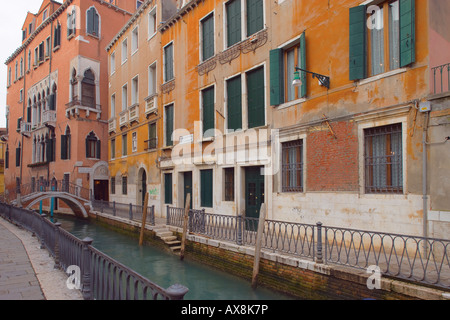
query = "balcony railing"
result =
(42, 110, 56, 127)
(432, 62, 450, 95)
(129, 104, 139, 123)
(108, 118, 116, 133)
(119, 110, 128, 127)
(20, 122, 32, 136)
(144, 94, 158, 115)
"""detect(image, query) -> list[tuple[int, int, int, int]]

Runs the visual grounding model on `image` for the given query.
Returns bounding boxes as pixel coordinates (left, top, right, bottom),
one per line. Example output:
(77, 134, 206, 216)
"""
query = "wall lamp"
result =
(292, 66, 330, 89)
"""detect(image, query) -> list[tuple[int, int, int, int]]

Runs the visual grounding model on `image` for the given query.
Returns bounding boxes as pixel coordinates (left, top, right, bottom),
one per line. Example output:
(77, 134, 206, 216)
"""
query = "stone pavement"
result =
(0, 218, 83, 300)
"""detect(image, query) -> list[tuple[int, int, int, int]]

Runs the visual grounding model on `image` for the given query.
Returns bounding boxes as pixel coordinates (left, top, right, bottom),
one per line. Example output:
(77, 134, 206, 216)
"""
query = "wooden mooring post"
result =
(251, 203, 266, 289)
(180, 193, 191, 261)
(139, 193, 149, 246)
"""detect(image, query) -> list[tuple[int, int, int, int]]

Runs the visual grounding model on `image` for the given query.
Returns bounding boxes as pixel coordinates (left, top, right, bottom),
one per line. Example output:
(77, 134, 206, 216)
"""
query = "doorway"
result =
(183, 171, 193, 209)
(245, 166, 265, 231)
(94, 180, 109, 201)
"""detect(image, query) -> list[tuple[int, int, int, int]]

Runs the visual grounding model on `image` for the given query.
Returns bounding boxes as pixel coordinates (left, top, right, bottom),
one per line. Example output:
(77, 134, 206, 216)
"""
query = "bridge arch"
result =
(25, 193, 89, 218)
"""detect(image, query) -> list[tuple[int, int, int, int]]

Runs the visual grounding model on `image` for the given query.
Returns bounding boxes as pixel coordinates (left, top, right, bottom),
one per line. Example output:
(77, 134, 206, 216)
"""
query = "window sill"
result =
(53, 45, 60, 52)
(276, 97, 307, 110)
(358, 68, 407, 86)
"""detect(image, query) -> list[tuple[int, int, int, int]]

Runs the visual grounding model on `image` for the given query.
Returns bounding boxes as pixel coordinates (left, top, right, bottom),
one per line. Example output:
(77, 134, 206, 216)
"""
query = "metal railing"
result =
(19, 180, 90, 201)
(166, 206, 450, 290)
(91, 199, 155, 225)
(432, 62, 450, 94)
(0, 202, 188, 300)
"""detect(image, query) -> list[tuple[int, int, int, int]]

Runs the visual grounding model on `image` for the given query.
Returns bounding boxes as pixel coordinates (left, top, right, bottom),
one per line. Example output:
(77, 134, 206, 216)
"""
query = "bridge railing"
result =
(91, 199, 155, 225)
(19, 180, 90, 200)
(0, 202, 188, 300)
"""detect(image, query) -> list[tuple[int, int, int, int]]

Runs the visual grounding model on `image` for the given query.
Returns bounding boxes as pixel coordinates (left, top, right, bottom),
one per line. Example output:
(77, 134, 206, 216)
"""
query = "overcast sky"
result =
(0, 1, 43, 128)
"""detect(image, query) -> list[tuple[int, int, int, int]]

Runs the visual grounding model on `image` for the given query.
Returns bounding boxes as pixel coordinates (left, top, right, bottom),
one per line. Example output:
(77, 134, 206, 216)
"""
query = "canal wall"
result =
(88, 211, 450, 300)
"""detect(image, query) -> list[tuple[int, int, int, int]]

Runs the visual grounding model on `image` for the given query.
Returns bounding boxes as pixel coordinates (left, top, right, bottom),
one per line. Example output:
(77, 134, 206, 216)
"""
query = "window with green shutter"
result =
(227, 75, 242, 131)
(349, 5, 367, 81)
(270, 49, 284, 106)
(399, 0, 415, 67)
(165, 104, 174, 146)
(247, 0, 263, 37)
(202, 86, 215, 138)
(164, 43, 174, 82)
(200, 169, 213, 208)
(247, 66, 265, 128)
(201, 13, 214, 61)
(164, 173, 173, 204)
(226, 0, 241, 47)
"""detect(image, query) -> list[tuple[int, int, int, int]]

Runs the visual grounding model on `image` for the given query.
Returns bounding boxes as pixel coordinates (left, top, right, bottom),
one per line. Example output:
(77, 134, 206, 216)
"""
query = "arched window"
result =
(81, 69, 96, 107)
(86, 7, 99, 36)
(61, 126, 71, 160)
(85, 131, 100, 159)
(48, 83, 57, 111)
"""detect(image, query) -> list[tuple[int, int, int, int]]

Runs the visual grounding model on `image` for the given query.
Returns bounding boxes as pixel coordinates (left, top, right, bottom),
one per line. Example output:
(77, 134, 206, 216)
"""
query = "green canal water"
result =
(55, 214, 296, 300)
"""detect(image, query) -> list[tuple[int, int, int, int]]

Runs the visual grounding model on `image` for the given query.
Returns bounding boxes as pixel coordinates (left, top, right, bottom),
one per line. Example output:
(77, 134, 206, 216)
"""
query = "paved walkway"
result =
(0, 218, 83, 300)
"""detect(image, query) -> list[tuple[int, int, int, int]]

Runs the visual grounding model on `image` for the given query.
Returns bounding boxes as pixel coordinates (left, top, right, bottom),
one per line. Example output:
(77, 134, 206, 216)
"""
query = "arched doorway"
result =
(138, 168, 147, 206)
(91, 162, 109, 202)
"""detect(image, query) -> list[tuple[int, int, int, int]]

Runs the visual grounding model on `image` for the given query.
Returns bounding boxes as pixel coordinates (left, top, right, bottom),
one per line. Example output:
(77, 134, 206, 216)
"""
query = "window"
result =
(111, 138, 116, 159)
(111, 177, 116, 194)
(81, 69, 96, 107)
(20, 59, 23, 77)
(71, 69, 78, 101)
(137, 0, 144, 9)
(131, 76, 139, 105)
(201, 13, 214, 61)
(148, 63, 157, 95)
(111, 94, 116, 118)
(202, 86, 215, 138)
(146, 122, 157, 151)
(164, 173, 173, 204)
(8, 67, 11, 86)
(61, 127, 71, 160)
(148, 8, 156, 38)
(122, 84, 128, 111)
(364, 123, 403, 194)
(110, 52, 116, 75)
(281, 140, 303, 192)
(39, 42, 44, 62)
(270, 33, 306, 105)
(46, 37, 51, 57)
(54, 23, 61, 48)
(247, 66, 265, 128)
(67, 9, 76, 37)
(226, 75, 242, 131)
(34, 47, 39, 66)
(246, 0, 264, 37)
(165, 104, 174, 146)
(132, 132, 137, 152)
(122, 134, 128, 156)
(87, 7, 100, 36)
(122, 176, 128, 195)
(224, 168, 234, 201)
(5, 146, 9, 169)
(19, 89, 23, 103)
(164, 43, 174, 82)
(122, 39, 128, 63)
(22, 29, 27, 41)
(226, 0, 241, 47)
(349, 0, 415, 81)
(28, 50, 31, 70)
(16, 143, 21, 167)
(132, 27, 139, 53)
(200, 169, 213, 208)
(43, 9, 48, 21)
(85, 131, 101, 159)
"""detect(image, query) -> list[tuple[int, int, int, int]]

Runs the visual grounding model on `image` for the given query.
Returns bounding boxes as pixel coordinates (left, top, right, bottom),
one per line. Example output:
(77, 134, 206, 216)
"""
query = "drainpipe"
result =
(422, 111, 429, 254)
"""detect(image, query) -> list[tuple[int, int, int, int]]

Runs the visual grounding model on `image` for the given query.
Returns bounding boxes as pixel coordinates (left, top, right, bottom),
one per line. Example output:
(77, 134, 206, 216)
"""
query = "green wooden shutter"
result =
(270, 49, 284, 106)
(15, 147, 20, 167)
(164, 44, 174, 81)
(247, 0, 263, 37)
(93, 10, 99, 35)
(227, 0, 241, 47)
(349, 5, 367, 81)
(247, 67, 265, 128)
(165, 104, 174, 146)
(227, 76, 242, 131)
(399, 0, 415, 67)
(87, 9, 93, 34)
(61, 135, 67, 160)
(201, 169, 213, 208)
(202, 87, 215, 137)
(164, 173, 172, 204)
(299, 32, 307, 98)
(202, 14, 214, 61)
(96, 140, 101, 159)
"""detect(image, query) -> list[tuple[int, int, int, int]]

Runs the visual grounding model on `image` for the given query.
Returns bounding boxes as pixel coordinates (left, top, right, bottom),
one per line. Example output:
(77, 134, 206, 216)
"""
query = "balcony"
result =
(119, 110, 128, 128)
(129, 104, 139, 123)
(108, 118, 117, 133)
(144, 94, 158, 116)
(65, 99, 101, 119)
(431, 63, 450, 95)
(42, 110, 56, 128)
(20, 122, 32, 137)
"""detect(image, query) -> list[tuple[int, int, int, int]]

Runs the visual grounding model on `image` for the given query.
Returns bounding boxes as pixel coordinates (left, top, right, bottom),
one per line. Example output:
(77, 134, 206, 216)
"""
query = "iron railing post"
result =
(150, 205, 155, 226)
(316, 222, 323, 264)
(166, 205, 170, 225)
(113, 201, 116, 216)
(129, 203, 133, 220)
(54, 222, 62, 269)
(165, 283, 189, 300)
(81, 237, 93, 300)
(237, 214, 243, 246)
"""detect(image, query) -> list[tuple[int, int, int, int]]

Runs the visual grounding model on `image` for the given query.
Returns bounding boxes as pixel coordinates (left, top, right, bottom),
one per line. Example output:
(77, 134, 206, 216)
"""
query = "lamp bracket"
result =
(295, 67, 330, 89)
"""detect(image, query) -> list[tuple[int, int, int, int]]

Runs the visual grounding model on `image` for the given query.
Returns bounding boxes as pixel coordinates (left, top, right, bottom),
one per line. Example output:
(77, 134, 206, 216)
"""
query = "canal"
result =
(55, 214, 295, 300)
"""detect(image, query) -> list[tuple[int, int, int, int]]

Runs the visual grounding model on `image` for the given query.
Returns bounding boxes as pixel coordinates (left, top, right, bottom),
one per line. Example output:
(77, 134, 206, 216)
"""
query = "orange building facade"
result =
(106, 0, 449, 238)
(4, 0, 139, 210)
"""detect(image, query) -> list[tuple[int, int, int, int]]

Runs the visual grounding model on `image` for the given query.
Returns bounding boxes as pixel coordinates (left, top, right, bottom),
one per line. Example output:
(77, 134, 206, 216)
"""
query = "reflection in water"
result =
(56, 214, 295, 300)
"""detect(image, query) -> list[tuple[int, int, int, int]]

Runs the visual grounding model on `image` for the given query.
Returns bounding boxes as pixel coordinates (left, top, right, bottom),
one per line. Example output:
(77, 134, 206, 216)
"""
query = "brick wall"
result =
(306, 120, 359, 192)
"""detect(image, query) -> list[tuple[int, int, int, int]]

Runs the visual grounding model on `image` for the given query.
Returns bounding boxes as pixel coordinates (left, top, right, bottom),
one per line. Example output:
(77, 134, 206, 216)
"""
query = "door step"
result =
(154, 225, 182, 254)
